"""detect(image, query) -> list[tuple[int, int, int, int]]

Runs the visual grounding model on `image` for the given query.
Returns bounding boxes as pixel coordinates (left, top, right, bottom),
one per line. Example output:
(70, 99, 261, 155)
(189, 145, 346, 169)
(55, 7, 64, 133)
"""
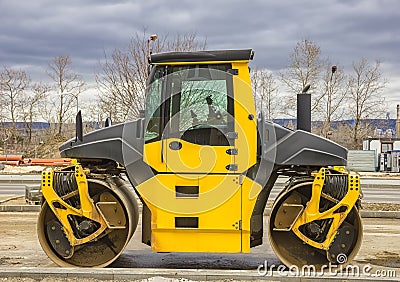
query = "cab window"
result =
(168, 64, 233, 146)
(145, 64, 234, 146)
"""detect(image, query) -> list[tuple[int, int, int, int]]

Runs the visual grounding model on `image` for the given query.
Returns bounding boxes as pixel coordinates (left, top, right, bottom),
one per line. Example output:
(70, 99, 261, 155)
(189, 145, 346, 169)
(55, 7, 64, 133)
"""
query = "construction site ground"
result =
(0, 167, 399, 280)
(0, 212, 399, 281)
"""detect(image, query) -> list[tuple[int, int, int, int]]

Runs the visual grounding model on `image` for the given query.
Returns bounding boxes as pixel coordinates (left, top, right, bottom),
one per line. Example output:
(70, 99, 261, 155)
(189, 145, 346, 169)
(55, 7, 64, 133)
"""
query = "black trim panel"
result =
(175, 217, 199, 228)
(151, 49, 254, 64)
(176, 186, 199, 198)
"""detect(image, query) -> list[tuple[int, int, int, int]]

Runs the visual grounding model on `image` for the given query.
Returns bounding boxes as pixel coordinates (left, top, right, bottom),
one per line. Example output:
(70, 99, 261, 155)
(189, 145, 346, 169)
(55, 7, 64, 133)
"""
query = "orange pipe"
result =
(29, 158, 72, 165)
(0, 155, 24, 161)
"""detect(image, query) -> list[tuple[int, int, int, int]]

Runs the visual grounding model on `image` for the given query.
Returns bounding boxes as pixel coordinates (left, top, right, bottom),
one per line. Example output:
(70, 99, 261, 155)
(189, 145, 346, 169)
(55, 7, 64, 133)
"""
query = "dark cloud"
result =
(0, 0, 399, 104)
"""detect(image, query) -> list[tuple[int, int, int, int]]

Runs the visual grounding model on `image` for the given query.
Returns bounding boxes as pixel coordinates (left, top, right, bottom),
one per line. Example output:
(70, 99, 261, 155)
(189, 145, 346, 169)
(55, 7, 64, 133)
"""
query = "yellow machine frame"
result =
(41, 163, 109, 246)
(292, 167, 360, 250)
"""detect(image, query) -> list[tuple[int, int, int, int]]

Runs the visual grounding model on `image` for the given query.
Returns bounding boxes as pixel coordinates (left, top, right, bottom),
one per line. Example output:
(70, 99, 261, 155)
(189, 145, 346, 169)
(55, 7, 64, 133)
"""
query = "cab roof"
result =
(150, 49, 254, 64)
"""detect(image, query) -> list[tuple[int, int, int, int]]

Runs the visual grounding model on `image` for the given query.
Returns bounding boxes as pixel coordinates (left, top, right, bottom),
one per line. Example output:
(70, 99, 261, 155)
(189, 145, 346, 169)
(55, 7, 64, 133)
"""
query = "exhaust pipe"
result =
(297, 85, 311, 132)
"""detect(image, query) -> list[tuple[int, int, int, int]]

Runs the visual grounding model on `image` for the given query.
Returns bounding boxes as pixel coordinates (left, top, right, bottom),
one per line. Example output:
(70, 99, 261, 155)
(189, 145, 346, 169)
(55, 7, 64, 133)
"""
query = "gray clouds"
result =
(0, 0, 399, 104)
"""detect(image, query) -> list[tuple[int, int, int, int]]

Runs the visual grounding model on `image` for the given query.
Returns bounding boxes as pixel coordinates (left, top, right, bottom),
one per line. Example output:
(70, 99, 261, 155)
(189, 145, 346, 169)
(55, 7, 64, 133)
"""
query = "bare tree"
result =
(80, 99, 105, 133)
(96, 48, 145, 122)
(38, 93, 58, 135)
(20, 83, 50, 144)
(165, 33, 207, 52)
(0, 67, 31, 125)
(47, 56, 85, 135)
(346, 58, 387, 149)
(251, 69, 279, 120)
(280, 39, 326, 116)
(96, 31, 206, 122)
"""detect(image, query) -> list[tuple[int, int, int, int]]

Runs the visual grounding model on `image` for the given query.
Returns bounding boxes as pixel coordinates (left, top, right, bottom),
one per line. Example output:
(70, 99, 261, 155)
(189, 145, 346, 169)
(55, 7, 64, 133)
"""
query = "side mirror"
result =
(76, 110, 83, 142)
(105, 117, 112, 127)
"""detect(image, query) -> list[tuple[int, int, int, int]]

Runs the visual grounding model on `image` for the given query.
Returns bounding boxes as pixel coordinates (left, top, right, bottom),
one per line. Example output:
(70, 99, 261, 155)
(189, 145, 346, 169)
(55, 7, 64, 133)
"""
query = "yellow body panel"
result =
(231, 62, 257, 173)
(136, 173, 263, 253)
(165, 138, 234, 173)
(152, 230, 240, 253)
(144, 137, 235, 174)
(137, 174, 242, 252)
(143, 141, 165, 172)
(136, 174, 241, 216)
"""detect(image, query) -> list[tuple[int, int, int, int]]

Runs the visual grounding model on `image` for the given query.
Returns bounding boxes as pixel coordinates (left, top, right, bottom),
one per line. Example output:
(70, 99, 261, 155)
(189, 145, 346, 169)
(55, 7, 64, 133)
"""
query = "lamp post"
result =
(147, 34, 158, 60)
(326, 65, 337, 138)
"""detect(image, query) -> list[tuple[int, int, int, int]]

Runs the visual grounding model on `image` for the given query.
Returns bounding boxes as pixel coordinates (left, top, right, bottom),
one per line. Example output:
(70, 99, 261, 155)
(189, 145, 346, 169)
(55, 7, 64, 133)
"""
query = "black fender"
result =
(59, 120, 153, 186)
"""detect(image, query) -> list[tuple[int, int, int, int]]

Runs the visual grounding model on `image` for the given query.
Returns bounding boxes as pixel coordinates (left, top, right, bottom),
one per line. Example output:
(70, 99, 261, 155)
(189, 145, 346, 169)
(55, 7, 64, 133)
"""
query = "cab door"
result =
(164, 64, 236, 174)
(143, 63, 257, 176)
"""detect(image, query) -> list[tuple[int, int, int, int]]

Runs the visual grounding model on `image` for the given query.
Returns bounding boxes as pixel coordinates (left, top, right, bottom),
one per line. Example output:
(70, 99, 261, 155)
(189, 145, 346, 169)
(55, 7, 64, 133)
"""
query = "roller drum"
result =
(37, 177, 139, 267)
(268, 180, 362, 269)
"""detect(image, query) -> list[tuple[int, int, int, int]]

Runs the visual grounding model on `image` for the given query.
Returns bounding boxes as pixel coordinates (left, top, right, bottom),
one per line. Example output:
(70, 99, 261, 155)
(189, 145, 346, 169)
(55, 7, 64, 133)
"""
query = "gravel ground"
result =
(0, 279, 166, 282)
(0, 214, 399, 281)
(0, 278, 192, 282)
(0, 278, 199, 282)
(362, 202, 400, 211)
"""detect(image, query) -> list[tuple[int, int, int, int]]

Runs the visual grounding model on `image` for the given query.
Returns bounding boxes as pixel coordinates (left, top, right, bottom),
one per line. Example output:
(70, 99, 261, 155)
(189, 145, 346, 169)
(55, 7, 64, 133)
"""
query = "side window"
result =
(179, 80, 228, 132)
(145, 67, 164, 142)
(144, 64, 233, 146)
(167, 64, 233, 146)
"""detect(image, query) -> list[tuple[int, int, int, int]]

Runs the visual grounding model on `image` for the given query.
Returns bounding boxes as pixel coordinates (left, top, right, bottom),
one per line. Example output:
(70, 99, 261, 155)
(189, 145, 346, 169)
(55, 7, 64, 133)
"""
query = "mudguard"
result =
(59, 120, 153, 186)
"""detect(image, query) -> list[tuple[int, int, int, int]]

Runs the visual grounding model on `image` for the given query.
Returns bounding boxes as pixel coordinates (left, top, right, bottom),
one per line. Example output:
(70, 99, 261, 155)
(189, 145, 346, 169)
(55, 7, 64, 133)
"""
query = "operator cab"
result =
(143, 50, 257, 174)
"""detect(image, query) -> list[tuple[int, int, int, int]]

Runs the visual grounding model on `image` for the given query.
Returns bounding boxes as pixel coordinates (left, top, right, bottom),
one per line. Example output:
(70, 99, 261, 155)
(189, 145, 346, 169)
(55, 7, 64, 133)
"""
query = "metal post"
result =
(396, 104, 400, 138)
(147, 34, 158, 61)
(326, 66, 337, 137)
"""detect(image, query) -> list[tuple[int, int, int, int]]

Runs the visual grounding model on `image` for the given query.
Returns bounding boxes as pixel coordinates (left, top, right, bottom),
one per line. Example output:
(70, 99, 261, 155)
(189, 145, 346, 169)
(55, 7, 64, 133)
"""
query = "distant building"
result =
(363, 138, 400, 172)
(363, 138, 400, 154)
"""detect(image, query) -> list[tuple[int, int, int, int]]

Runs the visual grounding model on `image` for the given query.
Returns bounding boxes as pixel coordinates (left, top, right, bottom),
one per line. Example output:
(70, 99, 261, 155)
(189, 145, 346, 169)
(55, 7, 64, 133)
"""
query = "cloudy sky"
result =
(1, 0, 399, 116)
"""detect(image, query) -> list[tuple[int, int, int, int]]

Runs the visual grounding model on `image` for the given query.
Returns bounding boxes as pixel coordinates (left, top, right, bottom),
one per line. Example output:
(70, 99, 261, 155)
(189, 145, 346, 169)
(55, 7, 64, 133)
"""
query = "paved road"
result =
(0, 174, 42, 183)
(0, 174, 399, 203)
(0, 174, 41, 197)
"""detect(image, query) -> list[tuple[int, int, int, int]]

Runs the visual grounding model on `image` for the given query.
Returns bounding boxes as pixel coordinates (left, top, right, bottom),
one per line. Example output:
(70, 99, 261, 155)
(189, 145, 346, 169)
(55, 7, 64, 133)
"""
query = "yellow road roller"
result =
(37, 49, 362, 268)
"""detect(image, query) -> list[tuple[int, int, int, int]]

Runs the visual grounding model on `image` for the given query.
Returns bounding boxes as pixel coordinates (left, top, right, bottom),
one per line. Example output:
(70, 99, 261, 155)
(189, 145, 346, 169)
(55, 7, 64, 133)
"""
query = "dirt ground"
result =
(0, 213, 399, 281)
(0, 213, 399, 271)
